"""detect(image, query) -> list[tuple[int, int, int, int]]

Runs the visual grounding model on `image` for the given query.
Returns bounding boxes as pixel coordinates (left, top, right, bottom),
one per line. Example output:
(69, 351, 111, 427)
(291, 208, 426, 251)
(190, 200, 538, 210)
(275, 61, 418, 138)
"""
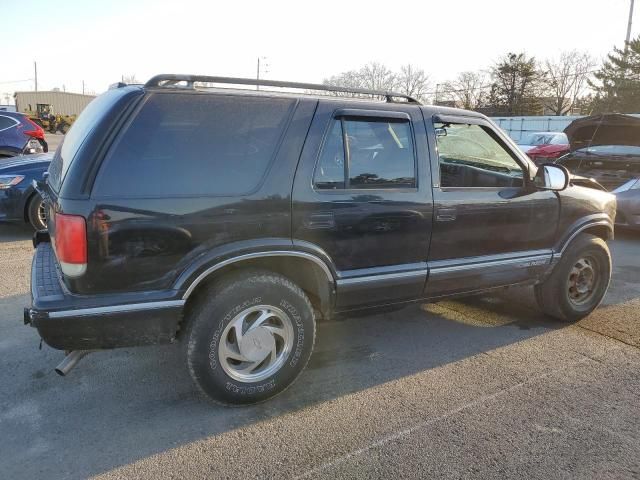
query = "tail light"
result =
(53, 213, 87, 277)
(23, 117, 45, 140)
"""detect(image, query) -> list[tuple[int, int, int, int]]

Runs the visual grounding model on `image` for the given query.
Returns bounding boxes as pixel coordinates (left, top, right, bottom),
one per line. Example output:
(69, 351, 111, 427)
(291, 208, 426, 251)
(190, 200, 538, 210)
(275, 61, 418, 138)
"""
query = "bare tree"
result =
(440, 71, 488, 109)
(357, 62, 397, 91)
(323, 69, 365, 96)
(396, 64, 431, 101)
(122, 74, 139, 84)
(544, 51, 596, 115)
(323, 62, 397, 98)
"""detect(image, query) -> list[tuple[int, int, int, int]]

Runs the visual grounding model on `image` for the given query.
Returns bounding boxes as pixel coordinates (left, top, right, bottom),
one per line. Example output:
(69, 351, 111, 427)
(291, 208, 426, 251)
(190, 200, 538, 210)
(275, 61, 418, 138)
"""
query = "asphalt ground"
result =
(0, 223, 638, 479)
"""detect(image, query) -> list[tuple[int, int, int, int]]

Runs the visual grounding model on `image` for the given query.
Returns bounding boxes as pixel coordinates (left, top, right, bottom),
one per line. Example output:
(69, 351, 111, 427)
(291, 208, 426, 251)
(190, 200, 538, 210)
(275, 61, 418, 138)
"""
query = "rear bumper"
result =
(26, 241, 185, 350)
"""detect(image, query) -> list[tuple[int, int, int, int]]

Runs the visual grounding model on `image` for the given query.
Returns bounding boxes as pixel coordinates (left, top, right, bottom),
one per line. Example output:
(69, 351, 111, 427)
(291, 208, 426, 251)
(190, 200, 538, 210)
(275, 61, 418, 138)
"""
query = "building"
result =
(492, 113, 640, 142)
(13, 90, 96, 117)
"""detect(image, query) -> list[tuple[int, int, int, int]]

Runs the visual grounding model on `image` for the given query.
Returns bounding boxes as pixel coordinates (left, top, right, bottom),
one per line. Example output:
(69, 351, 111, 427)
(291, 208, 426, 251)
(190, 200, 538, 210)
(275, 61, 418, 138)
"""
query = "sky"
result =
(1, 0, 637, 102)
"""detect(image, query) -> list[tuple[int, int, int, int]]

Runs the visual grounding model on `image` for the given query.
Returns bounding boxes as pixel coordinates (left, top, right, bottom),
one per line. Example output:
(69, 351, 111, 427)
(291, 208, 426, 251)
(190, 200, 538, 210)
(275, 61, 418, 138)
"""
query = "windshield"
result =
(521, 132, 567, 146)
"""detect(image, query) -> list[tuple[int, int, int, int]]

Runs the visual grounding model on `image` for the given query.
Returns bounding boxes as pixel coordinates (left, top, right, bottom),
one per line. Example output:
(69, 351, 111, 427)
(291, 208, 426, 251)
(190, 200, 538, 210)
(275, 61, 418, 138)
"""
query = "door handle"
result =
(436, 208, 457, 222)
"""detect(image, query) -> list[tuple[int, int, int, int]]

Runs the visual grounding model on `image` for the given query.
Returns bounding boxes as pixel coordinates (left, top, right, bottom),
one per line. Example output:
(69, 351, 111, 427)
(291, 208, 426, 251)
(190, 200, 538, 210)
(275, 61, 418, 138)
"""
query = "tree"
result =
(323, 62, 398, 99)
(440, 71, 488, 110)
(543, 51, 596, 115)
(396, 64, 431, 102)
(122, 74, 139, 84)
(589, 36, 640, 113)
(488, 53, 544, 116)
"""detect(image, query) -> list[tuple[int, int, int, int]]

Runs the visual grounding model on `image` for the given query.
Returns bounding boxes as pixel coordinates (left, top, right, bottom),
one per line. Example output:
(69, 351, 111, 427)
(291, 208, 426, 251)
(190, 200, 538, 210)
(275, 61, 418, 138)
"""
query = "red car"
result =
(518, 132, 570, 165)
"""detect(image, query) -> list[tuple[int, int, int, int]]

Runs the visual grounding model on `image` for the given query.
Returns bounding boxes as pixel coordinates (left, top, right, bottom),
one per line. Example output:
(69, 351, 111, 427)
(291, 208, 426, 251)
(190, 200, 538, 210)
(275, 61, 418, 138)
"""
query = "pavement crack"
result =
(575, 324, 640, 351)
(293, 357, 590, 479)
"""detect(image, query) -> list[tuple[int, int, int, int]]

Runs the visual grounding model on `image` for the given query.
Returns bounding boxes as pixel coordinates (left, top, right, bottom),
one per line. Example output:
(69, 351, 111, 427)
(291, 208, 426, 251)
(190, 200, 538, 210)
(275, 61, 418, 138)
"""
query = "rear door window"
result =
(94, 93, 295, 197)
(314, 117, 416, 189)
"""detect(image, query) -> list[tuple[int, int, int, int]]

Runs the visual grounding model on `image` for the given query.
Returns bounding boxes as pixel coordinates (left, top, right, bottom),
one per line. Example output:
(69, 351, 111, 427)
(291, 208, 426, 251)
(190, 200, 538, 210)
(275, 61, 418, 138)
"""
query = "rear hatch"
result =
(41, 86, 144, 274)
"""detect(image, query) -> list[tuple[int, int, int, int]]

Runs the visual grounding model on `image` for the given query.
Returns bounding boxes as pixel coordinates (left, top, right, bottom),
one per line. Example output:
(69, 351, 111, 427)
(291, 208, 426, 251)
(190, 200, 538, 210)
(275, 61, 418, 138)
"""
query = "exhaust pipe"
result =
(55, 350, 95, 376)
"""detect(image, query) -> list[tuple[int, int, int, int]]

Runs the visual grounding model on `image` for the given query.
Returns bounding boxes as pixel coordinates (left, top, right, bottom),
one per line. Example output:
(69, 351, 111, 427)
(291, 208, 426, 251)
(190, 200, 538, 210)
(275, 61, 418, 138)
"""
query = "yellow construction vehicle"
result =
(26, 104, 76, 134)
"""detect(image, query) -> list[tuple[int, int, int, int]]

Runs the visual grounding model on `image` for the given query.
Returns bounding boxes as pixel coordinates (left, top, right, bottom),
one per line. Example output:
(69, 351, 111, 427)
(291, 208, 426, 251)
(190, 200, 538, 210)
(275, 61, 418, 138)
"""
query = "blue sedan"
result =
(0, 152, 52, 230)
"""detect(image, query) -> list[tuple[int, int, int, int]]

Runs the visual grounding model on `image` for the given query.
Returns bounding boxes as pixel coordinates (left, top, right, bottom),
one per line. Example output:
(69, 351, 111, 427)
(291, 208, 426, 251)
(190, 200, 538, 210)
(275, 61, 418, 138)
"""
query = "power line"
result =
(0, 78, 33, 85)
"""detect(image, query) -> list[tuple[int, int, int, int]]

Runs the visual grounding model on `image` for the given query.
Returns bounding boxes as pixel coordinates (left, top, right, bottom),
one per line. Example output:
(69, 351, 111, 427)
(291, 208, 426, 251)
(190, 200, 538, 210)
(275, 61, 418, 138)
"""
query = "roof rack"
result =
(144, 74, 421, 104)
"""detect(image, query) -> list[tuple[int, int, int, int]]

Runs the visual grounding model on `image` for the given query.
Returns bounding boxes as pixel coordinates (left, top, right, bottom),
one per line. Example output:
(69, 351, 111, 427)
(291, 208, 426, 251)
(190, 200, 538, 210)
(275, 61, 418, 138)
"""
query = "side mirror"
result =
(534, 164, 569, 191)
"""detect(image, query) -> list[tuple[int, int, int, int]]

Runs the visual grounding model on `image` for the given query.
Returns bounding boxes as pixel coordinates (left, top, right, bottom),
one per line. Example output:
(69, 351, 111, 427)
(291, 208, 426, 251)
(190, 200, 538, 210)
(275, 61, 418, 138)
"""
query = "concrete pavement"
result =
(0, 223, 638, 479)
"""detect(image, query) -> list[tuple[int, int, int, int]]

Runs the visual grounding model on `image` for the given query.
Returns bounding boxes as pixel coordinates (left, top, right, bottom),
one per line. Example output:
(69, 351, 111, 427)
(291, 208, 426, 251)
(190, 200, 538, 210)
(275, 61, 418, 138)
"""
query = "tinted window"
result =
(94, 93, 294, 197)
(315, 120, 345, 189)
(0, 115, 17, 131)
(435, 122, 523, 188)
(49, 88, 129, 192)
(314, 117, 416, 189)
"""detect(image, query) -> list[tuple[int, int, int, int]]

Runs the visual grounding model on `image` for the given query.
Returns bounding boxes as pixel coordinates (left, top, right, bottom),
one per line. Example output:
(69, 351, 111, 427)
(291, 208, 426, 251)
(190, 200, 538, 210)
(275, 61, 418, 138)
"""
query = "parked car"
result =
(25, 75, 616, 405)
(556, 145, 640, 191)
(0, 153, 51, 230)
(517, 132, 569, 158)
(0, 111, 48, 157)
(612, 178, 640, 230)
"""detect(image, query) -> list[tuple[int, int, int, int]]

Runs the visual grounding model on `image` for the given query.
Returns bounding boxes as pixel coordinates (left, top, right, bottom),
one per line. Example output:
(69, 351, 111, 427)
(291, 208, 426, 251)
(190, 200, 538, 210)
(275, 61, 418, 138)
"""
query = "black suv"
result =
(26, 75, 616, 405)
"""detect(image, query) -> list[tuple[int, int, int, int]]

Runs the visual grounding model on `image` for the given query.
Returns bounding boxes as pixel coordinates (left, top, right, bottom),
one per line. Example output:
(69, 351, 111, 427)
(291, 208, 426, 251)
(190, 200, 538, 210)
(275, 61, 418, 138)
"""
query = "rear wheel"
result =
(535, 234, 611, 322)
(185, 270, 316, 405)
(27, 194, 47, 231)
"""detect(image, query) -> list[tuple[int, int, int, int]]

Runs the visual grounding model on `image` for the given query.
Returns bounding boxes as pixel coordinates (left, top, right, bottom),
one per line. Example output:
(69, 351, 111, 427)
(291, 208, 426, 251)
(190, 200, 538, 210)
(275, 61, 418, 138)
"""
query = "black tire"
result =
(185, 270, 316, 405)
(535, 234, 611, 322)
(27, 194, 47, 231)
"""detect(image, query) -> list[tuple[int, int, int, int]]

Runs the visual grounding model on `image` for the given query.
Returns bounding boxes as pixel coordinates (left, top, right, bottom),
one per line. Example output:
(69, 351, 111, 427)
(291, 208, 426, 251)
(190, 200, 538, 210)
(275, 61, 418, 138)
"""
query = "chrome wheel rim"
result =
(37, 201, 47, 227)
(218, 305, 294, 383)
(567, 256, 597, 305)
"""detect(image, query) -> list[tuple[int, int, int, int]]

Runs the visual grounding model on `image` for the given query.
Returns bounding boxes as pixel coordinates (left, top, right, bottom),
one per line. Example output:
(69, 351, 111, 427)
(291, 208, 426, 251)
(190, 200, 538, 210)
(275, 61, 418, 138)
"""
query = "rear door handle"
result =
(436, 208, 457, 222)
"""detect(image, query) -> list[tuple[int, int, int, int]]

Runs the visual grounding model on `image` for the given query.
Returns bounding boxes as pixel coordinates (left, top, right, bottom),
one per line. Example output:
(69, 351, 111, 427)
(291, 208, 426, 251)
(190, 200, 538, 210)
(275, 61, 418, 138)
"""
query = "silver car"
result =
(613, 178, 640, 230)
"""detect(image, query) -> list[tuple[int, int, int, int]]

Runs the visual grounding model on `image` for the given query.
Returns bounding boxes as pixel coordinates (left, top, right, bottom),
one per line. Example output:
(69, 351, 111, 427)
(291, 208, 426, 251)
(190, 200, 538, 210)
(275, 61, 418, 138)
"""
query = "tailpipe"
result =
(55, 350, 95, 376)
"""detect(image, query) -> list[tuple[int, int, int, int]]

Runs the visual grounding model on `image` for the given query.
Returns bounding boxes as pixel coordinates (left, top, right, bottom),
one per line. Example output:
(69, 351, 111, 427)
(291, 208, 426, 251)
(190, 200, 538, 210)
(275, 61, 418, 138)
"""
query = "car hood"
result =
(0, 152, 53, 172)
(569, 173, 608, 191)
(564, 114, 640, 151)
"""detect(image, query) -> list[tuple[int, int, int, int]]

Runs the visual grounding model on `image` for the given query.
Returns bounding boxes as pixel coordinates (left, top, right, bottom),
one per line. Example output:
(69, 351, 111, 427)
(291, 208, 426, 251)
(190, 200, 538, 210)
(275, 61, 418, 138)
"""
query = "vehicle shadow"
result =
(2, 232, 638, 478)
(1, 287, 569, 479)
(0, 222, 33, 243)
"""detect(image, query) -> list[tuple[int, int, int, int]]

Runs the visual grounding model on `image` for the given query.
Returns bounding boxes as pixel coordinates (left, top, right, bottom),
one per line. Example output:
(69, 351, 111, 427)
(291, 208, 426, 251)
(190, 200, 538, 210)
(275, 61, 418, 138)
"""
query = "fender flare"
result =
(554, 215, 614, 255)
(180, 250, 336, 300)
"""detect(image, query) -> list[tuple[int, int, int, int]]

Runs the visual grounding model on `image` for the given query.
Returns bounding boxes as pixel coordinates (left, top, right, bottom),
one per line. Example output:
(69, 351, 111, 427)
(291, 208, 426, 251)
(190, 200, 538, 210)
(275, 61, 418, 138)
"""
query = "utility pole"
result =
(626, 0, 635, 52)
(34, 61, 38, 92)
(256, 57, 260, 90)
(256, 56, 269, 91)
(82, 80, 85, 95)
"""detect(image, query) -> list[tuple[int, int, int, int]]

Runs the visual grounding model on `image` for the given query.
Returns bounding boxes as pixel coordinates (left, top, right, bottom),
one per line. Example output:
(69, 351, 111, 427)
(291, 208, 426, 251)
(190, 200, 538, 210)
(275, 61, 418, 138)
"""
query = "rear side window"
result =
(0, 115, 18, 131)
(94, 93, 295, 197)
(314, 117, 416, 189)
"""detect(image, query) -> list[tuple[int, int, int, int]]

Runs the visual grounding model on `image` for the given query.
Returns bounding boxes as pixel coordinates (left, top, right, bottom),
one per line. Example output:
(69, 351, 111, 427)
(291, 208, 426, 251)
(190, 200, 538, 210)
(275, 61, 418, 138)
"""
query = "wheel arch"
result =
(556, 218, 614, 254)
(181, 251, 336, 321)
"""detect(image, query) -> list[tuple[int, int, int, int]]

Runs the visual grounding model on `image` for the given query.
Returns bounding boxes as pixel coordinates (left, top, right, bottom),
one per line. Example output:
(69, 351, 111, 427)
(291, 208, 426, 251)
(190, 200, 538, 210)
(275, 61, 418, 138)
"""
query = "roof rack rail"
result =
(144, 74, 421, 104)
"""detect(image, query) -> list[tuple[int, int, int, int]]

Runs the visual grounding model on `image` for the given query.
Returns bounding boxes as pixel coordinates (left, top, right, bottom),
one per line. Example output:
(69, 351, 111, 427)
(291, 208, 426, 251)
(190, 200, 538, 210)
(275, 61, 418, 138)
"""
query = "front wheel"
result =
(185, 270, 316, 405)
(27, 194, 47, 230)
(535, 234, 611, 322)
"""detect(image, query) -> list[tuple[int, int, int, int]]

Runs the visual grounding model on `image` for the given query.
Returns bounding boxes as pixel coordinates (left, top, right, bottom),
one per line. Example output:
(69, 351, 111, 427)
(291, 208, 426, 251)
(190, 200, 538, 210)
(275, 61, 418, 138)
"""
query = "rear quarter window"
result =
(0, 115, 18, 131)
(93, 93, 295, 198)
(48, 88, 132, 192)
